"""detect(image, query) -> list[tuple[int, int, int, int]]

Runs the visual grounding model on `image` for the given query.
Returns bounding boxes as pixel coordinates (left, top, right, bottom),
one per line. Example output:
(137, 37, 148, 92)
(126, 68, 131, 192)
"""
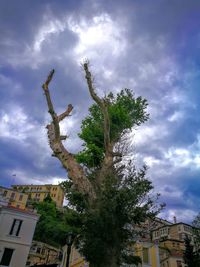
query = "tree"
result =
(193, 213, 200, 251)
(33, 201, 80, 247)
(41, 61, 163, 267)
(183, 235, 200, 267)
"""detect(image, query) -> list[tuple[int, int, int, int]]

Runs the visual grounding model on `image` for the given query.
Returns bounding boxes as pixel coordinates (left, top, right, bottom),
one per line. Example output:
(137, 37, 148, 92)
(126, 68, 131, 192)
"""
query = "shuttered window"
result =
(0, 248, 14, 266)
(9, 219, 23, 236)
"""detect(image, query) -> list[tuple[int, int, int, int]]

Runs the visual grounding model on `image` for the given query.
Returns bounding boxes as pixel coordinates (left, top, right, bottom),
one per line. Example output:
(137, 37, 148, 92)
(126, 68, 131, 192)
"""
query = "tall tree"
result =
(183, 235, 200, 267)
(33, 201, 80, 247)
(41, 61, 162, 267)
(192, 213, 200, 251)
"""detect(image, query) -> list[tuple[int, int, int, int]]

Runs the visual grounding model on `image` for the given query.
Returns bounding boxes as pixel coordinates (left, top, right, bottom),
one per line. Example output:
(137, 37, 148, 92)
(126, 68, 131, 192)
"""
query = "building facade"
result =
(12, 184, 64, 208)
(0, 186, 28, 209)
(60, 245, 88, 267)
(133, 241, 160, 267)
(152, 220, 195, 267)
(0, 205, 39, 267)
(26, 240, 62, 266)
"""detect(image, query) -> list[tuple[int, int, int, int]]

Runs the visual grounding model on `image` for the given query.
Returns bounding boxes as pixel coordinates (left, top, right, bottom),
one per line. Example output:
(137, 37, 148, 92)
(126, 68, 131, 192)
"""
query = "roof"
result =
(152, 221, 193, 231)
(12, 184, 61, 187)
(0, 185, 28, 194)
(0, 204, 39, 217)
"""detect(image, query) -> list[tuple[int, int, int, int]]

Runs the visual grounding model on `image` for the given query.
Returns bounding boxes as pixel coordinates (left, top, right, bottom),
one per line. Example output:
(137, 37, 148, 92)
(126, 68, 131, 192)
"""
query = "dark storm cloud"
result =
(1, 0, 200, 222)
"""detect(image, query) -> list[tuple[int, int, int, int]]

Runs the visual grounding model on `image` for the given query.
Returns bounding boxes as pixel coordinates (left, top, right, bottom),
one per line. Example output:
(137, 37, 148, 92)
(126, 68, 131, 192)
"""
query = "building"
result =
(134, 241, 160, 267)
(0, 204, 39, 267)
(0, 186, 28, 209)
(26, 240, 62, 266)
(12, 184, 65, 208)
(152, 218, 195, 267)
(60, 245, 88, 267)
(60, 242, 160, 267)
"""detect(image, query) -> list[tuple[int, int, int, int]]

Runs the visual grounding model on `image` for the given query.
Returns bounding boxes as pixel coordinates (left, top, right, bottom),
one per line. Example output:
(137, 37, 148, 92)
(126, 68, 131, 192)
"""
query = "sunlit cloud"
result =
(68, 13, 127, 62)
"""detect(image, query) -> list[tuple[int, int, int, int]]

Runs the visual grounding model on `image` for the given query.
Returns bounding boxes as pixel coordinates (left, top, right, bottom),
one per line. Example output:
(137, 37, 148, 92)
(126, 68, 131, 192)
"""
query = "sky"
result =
(0, 0, 200, 223)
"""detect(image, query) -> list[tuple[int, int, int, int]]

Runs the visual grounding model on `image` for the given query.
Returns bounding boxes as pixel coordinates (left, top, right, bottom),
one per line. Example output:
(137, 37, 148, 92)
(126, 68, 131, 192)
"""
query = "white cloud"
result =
(0, 74, 22, 94)
(33, 19, 66, 52)
(0, 106, 34, 141)
(7, 168, 65, 186)
(161, 209, 197, 224)
(68, 13, 127, 62)
(164, 135, 200, 169)
(167, 111, 184, 122)
(143, 156, 160, 167)
(132, 124, 169, 146)
(0, 106, 51, 166)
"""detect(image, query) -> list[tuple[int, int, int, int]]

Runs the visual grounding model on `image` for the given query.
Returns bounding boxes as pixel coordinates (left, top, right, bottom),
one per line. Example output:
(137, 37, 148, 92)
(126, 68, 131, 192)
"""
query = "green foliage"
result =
(62, 165, 162, 266)
(33, 201, 80, 247)
(43, 193, 53, 203)
(60, 88, 163, 266)
(76, 89, 149, 168)
(121, 254, 142, 265)
(183, 235, 200, 267)
(192, 213, 200, 250)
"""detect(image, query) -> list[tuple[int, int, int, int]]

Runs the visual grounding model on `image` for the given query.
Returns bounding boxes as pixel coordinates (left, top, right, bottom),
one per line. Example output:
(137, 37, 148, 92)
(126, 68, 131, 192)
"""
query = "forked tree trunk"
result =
(42, 63, 120, 267)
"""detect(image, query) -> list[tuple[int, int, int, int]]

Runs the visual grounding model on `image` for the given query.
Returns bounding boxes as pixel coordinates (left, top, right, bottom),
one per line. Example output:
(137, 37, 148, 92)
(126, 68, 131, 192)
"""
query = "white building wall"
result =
(0, 206, 39, 267)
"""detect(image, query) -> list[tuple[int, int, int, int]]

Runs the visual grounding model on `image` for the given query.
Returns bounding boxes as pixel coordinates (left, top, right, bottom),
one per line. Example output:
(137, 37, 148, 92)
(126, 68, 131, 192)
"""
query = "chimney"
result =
(173, 216, 177, 224)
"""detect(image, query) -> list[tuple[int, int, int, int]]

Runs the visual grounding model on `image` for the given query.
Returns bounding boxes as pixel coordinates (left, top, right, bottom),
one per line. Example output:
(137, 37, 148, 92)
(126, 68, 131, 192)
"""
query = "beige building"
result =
(60, 245, 89, 267)
(26, 240, 62, 266)
(0, 186, 28, 209)
(0, 204, 39, 267)
(152, 219, 195, 267)
(12, 184, 65, 208)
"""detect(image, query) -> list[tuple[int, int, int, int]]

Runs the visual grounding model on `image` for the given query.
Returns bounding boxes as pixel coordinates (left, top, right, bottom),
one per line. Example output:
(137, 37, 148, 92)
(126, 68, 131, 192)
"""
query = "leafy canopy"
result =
(61, 88, 162, 266)
(33, 200, 80, 247)
(76, 89, 149, 168)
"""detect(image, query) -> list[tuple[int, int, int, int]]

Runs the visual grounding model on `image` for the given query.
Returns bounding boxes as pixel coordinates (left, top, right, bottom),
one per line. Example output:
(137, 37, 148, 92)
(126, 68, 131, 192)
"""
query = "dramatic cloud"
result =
(1, 0, 200, 223)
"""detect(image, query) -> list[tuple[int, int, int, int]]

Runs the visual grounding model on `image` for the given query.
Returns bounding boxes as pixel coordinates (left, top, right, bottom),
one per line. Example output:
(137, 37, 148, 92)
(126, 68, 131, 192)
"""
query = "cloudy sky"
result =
(1, 0, 200, 223)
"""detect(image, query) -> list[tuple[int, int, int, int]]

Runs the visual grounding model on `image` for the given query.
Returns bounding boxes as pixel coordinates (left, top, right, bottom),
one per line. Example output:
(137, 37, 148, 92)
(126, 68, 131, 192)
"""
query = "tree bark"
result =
(83, 62, 115, 184)
(42, 70, 96, 203)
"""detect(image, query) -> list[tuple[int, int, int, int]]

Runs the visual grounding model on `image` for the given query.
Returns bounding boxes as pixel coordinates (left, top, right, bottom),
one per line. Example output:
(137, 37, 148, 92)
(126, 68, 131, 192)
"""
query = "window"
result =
(19, 194, 23, 201)
(9, 219, 23, 236)
(3, 190, 8, 196)
(36, 247, 41, 254)
(41, 248, 46, 255)
(10, 192, 15, 200)
(143, 248, 149, 264)
(0, 248, 14, 266)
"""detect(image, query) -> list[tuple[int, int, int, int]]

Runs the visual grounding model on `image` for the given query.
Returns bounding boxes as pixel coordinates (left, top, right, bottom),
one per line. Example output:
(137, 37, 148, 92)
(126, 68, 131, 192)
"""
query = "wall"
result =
(0, 206, 38, 267)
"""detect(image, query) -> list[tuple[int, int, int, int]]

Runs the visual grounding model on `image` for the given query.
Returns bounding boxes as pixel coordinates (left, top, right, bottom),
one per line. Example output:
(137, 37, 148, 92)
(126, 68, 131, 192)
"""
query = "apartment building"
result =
(134, 241, 161, 267)
(152, 219, 195, 267)
(0, 186, 28, 209)
(12, 184, 64, 208)
(26, 240, 62, 266)
(0, 204, 39, 267)
(60, 245, 88, 267)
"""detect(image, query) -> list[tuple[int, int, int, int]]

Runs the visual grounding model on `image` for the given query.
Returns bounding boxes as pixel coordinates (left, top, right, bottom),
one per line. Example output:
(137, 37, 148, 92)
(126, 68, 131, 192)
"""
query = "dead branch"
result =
(83, 62, 112, 155)
(83, 61, 116, 184)
(42, 70, 96, 202)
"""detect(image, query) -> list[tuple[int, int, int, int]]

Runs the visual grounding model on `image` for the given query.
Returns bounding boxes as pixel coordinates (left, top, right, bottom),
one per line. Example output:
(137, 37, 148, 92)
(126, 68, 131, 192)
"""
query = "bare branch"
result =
(58, 104, 73, 122)
(83, 62, 112, 155)
(42, 70, 96, 202)
(60, 135, 68, 140)
(42, 69, 60, 141)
